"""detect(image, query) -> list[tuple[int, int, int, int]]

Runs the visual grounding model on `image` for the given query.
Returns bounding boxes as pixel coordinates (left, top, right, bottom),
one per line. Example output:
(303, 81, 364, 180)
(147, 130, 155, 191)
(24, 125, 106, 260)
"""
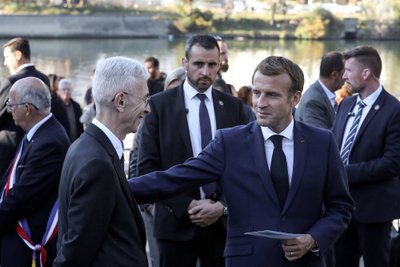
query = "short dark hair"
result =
(319, 51, 344, 78)
(3, 37, 31, 60)
(144, 56, 159, 68)
(342, 45, 382, 79)
(252, 56, 304, 94)
(184, 35, 220, 59)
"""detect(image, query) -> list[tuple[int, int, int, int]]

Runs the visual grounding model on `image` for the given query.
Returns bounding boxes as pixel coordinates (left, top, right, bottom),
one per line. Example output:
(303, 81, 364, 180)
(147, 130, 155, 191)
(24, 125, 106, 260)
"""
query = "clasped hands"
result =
(187, 199, 224, 227)
(281, 234, 316, 261)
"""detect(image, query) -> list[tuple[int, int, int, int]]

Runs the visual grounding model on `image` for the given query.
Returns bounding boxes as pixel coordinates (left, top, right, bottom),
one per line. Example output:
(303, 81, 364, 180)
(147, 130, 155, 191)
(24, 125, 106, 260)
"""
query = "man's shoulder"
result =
(9, 66, 50, 86)
(212, 88, 240, 104)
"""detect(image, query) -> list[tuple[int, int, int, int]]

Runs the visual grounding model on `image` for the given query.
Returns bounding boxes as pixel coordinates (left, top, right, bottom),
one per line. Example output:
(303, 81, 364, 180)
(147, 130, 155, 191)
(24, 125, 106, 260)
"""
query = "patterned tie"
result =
(197, 94, 216, 198)
(340, 101, 366, 165)
(270, 135, 289, 208)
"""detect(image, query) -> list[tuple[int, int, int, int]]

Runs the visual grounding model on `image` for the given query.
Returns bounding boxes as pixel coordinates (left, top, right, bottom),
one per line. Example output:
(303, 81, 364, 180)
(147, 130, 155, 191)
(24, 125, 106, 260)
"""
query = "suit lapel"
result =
(175, 86, 194, 156)
(212, 90, 225, 129)
(353, 89, 386, 147)
(248, 122, 281, 208)
(282, 122, 307, 213)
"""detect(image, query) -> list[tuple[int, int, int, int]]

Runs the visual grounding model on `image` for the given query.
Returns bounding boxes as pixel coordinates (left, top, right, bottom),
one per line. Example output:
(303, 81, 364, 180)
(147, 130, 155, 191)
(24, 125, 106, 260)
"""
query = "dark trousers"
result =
(158, 222, 226, 267)
(335, 220, 392, 267)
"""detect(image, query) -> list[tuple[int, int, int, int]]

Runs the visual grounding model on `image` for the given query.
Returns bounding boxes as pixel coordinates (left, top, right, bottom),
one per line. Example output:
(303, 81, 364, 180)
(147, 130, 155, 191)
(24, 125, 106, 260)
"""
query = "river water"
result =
(1, 38, 399, 103)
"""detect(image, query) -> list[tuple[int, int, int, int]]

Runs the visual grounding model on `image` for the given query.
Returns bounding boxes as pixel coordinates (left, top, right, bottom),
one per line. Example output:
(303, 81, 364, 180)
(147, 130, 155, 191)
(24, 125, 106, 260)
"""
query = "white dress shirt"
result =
(318, 80, 337, 108)
(261, 119, 295, 185)
(183, 80, 217, 157)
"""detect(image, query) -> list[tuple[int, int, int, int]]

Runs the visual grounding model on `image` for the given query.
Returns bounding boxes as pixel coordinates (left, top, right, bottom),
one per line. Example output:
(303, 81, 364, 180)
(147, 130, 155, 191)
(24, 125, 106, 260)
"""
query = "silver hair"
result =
(58, 78, 72, 89)
(92, 56, 148, 108)
(18, 78, 51, 113)
(164, 67, 186, 90)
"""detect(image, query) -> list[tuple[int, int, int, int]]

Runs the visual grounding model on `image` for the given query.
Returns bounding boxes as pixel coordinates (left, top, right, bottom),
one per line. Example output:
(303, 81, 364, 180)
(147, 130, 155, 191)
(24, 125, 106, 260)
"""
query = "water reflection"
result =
(1, 38, 399, 104)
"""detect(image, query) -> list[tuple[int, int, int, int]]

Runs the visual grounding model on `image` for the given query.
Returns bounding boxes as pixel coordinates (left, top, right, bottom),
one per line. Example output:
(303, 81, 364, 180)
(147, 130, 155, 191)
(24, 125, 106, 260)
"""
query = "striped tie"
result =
(340, 101, 366, 165)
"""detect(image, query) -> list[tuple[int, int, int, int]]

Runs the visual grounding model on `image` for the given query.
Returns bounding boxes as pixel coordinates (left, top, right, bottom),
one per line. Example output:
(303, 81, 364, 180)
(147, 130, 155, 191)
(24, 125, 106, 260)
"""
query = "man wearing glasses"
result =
(54, 56, 150, 266)
(0, 37, 51, 178)
(0, 77, 70, 267)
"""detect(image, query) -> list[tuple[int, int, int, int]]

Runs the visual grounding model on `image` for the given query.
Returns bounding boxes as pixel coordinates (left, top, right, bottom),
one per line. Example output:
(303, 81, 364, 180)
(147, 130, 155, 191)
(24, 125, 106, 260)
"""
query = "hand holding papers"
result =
(244, 229, 303, 240)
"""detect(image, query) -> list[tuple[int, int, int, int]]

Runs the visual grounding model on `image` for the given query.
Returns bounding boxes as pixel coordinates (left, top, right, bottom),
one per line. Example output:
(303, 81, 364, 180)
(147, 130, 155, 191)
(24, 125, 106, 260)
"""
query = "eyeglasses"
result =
(6, 100, 39, 110)
(111, 91, 149, 107)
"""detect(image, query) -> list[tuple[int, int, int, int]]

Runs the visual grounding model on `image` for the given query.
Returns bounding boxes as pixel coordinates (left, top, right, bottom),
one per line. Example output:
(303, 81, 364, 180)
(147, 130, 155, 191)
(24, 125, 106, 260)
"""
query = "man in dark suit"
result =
(0, 37, 51, 178)
(55, 56, 150, 266)
(332, 45, 400, 267)
(130, 56, 354, 267)
(295, 51, 344, 129)
(52, 78, 84, 141)
(135, 35, 248, 267)
(0, 77, 70, 267)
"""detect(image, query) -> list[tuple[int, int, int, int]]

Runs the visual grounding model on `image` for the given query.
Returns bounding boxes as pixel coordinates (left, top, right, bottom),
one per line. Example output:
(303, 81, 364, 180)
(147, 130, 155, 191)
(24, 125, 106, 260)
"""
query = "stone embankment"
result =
(0, 15, 169, 38)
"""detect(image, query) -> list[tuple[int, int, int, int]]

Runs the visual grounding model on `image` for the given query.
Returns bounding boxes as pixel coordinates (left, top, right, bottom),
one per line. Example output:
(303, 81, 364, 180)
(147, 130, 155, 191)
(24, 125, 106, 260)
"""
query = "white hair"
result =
(92, 56, 148, 108)
(17, 77, 51, 113)
(58, 78, 72, 89)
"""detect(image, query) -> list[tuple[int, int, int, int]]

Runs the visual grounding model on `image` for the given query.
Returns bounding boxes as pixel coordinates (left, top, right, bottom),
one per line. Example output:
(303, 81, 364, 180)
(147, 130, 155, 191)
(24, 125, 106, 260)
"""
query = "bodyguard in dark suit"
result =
(0, 37, 51, 178)
(136, 35, 248, 267)
(295, 51, 344, 129)
(130, 56, 354, 267)
(0, 77, 70, 267)
(55, 56, 150, 266)
(333, 46, 400, 267)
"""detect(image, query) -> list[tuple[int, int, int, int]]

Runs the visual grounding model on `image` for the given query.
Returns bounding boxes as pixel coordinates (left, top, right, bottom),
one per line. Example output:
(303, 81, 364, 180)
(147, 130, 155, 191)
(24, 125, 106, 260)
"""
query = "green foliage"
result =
(173, 8, 215, 33)
(295, 8, 343, 40)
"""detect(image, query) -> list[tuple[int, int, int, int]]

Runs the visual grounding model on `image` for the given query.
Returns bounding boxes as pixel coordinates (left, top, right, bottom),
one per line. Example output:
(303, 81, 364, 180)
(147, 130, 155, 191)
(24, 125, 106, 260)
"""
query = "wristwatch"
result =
(223, 206, 228, 216)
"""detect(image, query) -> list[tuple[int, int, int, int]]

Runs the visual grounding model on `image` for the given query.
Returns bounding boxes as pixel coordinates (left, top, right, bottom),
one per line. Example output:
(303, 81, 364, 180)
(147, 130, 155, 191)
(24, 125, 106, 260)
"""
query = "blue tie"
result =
(270, 135, 289, 208)
(340, 101, 366, 165)
(197, 94, 216, 198)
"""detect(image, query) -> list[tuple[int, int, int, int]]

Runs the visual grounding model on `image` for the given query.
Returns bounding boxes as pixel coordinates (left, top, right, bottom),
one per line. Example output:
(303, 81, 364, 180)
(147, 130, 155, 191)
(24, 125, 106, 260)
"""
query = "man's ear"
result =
(113, 92, 126, 112)
(182, 57, 188, 71)
(15, 50, 23, 61)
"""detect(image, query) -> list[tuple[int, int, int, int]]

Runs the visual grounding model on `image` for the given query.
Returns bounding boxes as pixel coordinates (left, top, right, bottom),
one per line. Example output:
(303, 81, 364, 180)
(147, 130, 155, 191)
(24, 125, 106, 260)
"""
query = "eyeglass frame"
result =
(6, 100, 39, 110)
(111, 91, 149, 107)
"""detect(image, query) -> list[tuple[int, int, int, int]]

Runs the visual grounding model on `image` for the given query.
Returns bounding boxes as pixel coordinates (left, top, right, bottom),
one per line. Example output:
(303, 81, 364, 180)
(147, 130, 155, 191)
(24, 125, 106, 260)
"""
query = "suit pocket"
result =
(224, 244, 253, 257)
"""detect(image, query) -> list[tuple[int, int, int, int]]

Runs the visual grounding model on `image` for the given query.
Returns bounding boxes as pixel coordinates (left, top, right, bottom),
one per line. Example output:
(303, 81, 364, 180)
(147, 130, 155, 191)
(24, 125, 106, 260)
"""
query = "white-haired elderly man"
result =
(0, 77, 70, 267)
(55, 56, 150, 267)
(52, 78, 83, 142)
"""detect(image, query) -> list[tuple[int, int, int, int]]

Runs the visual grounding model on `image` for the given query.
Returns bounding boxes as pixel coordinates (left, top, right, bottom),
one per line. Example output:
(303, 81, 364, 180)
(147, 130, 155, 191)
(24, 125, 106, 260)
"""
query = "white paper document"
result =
(244, 229, 303, 240)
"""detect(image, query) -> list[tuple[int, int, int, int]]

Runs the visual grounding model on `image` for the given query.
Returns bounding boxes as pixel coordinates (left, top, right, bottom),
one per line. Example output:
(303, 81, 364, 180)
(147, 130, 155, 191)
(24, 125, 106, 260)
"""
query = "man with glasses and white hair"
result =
(0, 77, 70, 267)
(55, 56, 150, 267)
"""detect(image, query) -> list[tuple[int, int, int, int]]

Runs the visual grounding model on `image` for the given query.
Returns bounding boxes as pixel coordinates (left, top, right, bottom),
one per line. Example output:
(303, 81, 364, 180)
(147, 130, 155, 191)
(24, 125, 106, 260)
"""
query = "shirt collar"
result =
(260, 118, 294, 142)
(92, 118, 123, 159)
(318, 80, 336, 106)
(26, 113, 52, 141)
(356, 85, 383, 107)
(183, 79, 213, 100)
(16, 63, 34, 73)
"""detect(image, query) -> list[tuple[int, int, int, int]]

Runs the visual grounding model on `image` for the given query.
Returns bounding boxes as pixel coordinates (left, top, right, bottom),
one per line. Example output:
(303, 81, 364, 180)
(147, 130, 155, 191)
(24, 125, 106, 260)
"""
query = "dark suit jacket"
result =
(130, 121, 354, 267)
(55, 124, 148, 267)
(137, 85, 248, 241)
(0, 65, 50, 178)
(333, 89, 400, 223)
(0, 116, 70, 267)
(295, 81, 336, 129)
(51, 97, 84, 141)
